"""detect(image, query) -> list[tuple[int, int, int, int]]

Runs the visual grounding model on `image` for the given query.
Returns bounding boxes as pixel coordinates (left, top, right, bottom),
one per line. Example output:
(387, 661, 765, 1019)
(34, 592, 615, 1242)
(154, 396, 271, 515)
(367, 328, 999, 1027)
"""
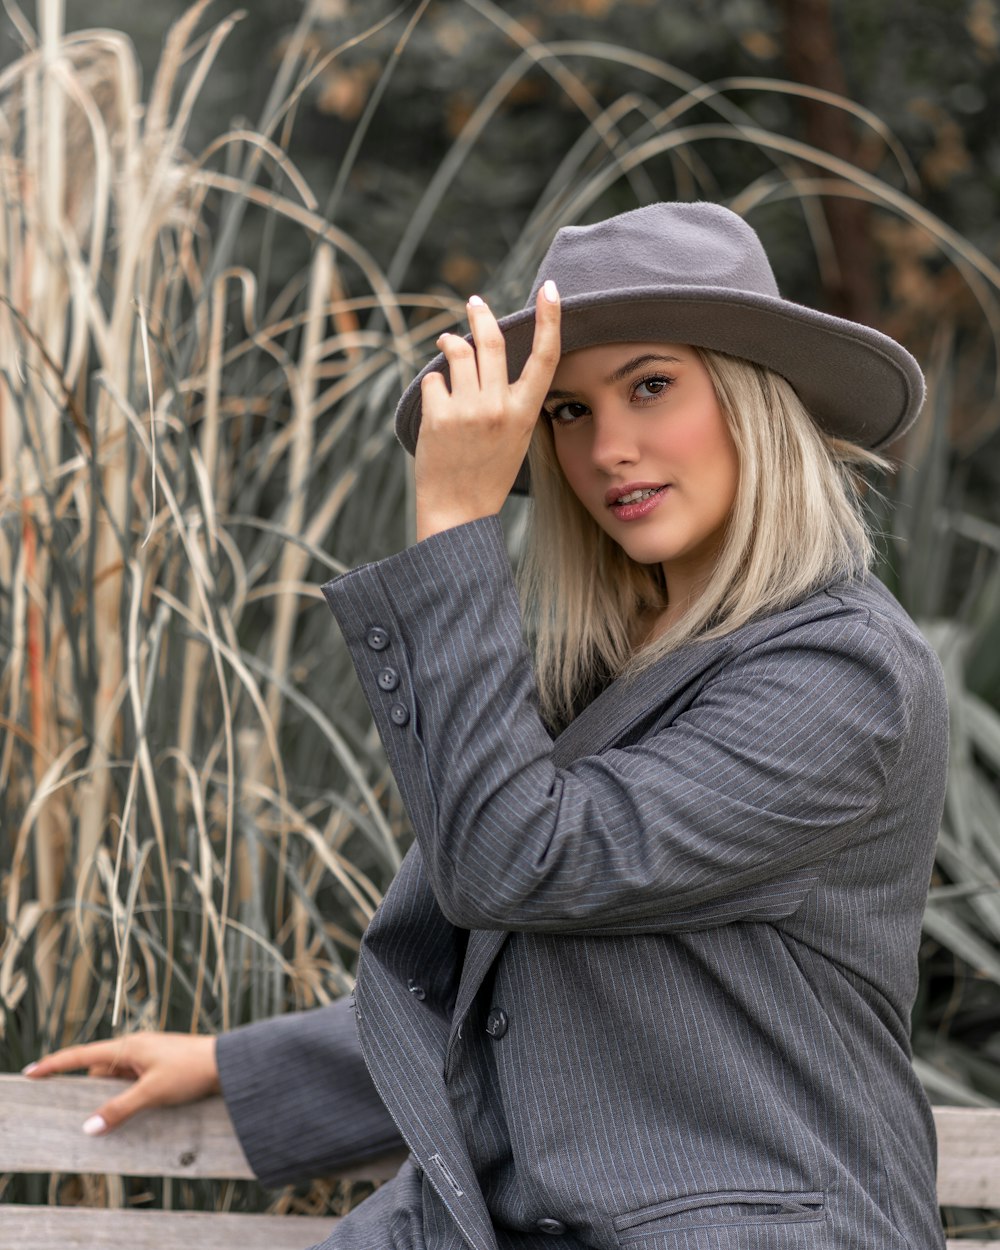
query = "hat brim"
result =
(394, 285, 925, 496)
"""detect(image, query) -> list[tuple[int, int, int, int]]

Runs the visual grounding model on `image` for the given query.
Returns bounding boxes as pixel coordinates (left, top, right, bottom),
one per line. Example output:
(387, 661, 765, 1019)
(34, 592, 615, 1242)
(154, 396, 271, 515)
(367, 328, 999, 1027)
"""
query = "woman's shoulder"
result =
(739, 570, 921, 641)
(729, 572, 945, 706)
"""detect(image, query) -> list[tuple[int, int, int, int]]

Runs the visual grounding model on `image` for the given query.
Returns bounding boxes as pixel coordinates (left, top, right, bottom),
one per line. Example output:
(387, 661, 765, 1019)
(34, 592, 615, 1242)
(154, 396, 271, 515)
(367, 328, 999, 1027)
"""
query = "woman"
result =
(27, 202, 948, 1250)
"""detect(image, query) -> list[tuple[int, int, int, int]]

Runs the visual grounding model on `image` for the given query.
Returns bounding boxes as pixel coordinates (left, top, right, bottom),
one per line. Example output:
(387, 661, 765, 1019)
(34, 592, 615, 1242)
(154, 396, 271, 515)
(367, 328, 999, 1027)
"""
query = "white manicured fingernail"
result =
(21, 1062, 38, 1075)
(543, 280, 559, 303)
(468, 294, 485, 307)
(83, 1115, 108, 1137)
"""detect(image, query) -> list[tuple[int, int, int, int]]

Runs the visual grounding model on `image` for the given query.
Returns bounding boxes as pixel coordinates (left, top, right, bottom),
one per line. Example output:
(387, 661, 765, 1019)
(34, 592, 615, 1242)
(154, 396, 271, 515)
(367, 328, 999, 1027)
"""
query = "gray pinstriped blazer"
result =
(217, 515, 949, 1250)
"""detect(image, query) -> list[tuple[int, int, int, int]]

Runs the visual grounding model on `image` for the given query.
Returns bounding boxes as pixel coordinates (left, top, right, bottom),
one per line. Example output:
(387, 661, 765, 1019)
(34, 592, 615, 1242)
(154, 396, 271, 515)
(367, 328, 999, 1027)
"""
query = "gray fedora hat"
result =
(394, 201, 925, 495)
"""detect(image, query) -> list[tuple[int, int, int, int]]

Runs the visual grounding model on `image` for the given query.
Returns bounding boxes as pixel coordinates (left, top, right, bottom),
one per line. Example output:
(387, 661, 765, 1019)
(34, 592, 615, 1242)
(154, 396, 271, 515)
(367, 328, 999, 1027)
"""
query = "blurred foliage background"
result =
(2, 0, 1000, 1236)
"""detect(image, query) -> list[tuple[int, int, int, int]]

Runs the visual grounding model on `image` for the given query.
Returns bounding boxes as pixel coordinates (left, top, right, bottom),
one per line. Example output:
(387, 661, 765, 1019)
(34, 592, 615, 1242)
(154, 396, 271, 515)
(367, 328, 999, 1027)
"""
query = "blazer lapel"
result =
(450, 634, 735, 1037)
(451, 929, 507, 1028)
(552, 632, 734, 764)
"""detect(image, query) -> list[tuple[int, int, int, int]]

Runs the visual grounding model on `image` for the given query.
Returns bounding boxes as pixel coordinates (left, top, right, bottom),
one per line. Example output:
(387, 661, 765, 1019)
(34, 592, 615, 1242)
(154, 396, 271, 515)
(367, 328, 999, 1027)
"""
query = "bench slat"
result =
(0, 1206, 336, 1250)
(4, 1075, 1000, 1238)
(0, 1074, 254, 1179)
(0, 1207, 991, 1250)
(934, 1106, 1000, 1208)
(0, 1075, 404, 1181)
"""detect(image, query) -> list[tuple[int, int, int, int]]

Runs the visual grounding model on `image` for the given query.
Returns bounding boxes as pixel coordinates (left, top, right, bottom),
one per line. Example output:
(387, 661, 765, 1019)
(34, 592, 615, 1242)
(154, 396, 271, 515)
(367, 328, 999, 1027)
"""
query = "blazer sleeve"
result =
(215, 995, 405, 1187)
(321, 516, 916, 934)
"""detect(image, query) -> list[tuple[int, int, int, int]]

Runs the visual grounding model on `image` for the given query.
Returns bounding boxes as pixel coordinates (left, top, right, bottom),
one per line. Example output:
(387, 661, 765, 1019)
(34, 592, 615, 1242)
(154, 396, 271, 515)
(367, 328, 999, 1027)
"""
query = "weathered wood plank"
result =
(934, 1106, 1000, 1208)
(0, 1075, 406, 1181)
(0, 1206, 336, 1250)
(0, 1209, 990, 1250)
(5, 1076, 1000, 1243)
(0, 1075, 254, 1179)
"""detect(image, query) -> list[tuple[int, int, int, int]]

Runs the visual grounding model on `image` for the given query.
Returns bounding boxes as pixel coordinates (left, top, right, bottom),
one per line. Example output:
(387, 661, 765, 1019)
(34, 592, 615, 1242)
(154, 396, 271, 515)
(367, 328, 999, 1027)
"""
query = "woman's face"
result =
(544, 342, 739, 588)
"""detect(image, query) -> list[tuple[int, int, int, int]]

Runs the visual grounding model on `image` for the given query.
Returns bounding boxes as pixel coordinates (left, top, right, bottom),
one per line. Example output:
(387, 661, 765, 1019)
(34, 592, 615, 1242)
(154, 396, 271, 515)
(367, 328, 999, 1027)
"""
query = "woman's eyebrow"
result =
(605, 353, 682, 384)
(545, 353, 682, 400)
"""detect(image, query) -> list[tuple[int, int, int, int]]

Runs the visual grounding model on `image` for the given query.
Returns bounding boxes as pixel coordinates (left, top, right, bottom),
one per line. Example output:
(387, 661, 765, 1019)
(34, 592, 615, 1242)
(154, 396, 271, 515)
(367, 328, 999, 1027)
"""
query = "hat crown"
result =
(527, 202, 780, 306)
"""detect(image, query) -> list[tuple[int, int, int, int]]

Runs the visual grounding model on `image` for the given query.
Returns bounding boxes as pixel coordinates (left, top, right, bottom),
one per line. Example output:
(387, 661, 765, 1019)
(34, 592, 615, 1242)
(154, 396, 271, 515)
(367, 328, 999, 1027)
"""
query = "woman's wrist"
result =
(415, 506, 496, 543)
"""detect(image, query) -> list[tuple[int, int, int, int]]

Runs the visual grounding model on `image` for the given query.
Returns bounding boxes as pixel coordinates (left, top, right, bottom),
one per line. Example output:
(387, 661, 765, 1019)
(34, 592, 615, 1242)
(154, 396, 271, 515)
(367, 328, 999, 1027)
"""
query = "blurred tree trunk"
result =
(779, 0, 879, 326)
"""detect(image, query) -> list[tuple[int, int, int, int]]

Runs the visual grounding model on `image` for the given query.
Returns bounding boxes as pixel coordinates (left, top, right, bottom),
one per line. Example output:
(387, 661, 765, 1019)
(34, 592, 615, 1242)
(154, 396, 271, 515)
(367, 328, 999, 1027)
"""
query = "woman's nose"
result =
(588, 408, 639, 472)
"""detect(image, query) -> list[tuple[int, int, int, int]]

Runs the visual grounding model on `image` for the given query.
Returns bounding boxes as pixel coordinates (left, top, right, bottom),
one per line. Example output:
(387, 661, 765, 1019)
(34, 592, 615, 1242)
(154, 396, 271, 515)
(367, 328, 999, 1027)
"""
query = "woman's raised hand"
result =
(22, 1032, 220, 1135)
(414, 280, 561, 541)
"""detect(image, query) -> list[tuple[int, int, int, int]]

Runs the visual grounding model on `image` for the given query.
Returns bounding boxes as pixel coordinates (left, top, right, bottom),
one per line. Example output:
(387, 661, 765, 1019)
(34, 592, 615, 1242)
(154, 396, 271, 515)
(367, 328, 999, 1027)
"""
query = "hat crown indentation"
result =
(527, 202, 780, 306)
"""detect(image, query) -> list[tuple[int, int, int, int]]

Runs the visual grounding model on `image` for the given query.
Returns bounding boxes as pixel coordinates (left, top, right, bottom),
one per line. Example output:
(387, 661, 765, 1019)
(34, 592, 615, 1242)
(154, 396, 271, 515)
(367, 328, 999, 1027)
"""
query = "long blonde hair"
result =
(517, 346, 889, 732)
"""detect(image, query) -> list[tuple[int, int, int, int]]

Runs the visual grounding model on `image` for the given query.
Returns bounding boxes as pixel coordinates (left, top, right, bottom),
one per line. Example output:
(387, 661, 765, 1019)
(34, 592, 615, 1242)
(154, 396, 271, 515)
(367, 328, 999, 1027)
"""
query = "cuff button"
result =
(390, 703, 410, 727)
(377, 667, 400, 691)
(366, 627, 390, 651)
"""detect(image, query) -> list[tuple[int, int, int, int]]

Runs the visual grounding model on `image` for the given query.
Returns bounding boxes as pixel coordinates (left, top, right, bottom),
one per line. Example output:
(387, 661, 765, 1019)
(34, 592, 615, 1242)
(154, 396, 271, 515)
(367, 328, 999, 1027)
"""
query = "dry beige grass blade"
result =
(247, 246, 335, 930)
(145, 0, 215, 141)
(115, 561, 175, 1026)
(262, 243, 333, 745)
(175, 272, 231, 810)
(302, 425, 395, 556)
(198, 129, 320, 212)
(215, 513, 349, 578)
(153, 584, 398, 871)
(0, 902, 43, 1037)
(162, 747, 228, 1033)
(1, 521, 30, 796)
(187, 168, 410, 352)
(8, 741, 110, 927)
(240, 778, 380, 929)
(730, 175, 1000, 405)
(700, 76, 920, 192)
(108, 836, 156, 1031)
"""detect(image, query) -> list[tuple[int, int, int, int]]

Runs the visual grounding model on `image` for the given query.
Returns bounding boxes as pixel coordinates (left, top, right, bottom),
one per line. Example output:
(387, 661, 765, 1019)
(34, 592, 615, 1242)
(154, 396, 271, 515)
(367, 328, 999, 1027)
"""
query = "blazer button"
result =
(407, 978, 426, 1001)
(390, 703, 410, 727)
(366, 627, 390, 651)
(377, 667, 399, 691)
(536, 1218, 566, 1235)
(485, 1008, 508, 1038)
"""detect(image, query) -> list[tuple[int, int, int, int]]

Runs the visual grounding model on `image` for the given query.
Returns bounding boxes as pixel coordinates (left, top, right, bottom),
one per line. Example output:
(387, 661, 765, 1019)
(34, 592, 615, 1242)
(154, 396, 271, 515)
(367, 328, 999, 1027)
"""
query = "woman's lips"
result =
(608, 485, 669, 521)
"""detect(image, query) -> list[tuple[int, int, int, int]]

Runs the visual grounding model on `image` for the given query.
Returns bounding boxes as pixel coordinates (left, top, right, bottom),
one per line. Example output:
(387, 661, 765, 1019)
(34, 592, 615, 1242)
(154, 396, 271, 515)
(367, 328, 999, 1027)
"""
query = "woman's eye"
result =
(547, 401, 589, 425)
(634, 375, 672, 400)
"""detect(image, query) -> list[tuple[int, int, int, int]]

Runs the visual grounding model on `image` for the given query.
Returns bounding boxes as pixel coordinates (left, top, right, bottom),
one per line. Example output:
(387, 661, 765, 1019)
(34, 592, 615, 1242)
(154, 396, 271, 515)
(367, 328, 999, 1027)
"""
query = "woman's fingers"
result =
(83, 1078, 156, 1136)
(431, 285, 559, 415)
(465, 297, 509, 396)
(413, 286, 558, 537)
(22, 1032, 221, 1135)
(436, 331, 479, 398)
(517, 280, 561, 401)
(22, 1040, 125, 1077)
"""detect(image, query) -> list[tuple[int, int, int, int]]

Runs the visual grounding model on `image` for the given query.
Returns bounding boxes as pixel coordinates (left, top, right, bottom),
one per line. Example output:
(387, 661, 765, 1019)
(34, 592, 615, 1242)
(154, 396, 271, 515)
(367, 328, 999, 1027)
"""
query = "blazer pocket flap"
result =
(613, 1189, 825, 1237)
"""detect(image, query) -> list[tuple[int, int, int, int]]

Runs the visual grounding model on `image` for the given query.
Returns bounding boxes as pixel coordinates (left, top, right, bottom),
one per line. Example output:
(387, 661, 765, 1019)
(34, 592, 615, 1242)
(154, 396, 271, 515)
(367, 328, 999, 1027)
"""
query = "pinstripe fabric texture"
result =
(218, 514, 948, 1250)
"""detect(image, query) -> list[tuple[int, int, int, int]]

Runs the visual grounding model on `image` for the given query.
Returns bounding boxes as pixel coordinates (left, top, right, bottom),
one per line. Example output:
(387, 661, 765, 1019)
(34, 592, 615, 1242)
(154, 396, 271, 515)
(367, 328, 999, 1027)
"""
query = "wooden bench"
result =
(0, 1074, 407, 1248)
(0, 1075, 997, 1247)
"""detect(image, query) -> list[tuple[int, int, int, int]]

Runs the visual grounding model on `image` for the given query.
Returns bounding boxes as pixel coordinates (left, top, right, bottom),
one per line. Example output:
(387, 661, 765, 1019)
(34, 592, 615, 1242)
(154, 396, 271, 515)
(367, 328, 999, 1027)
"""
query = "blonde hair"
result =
(517, 347, 889, 732)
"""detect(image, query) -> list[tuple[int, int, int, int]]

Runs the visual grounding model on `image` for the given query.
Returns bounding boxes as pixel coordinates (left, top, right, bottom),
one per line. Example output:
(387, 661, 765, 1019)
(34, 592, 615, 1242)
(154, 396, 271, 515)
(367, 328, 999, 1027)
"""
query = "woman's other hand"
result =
(415, 281, 561, 541)
(21, 1032, 220, 1135)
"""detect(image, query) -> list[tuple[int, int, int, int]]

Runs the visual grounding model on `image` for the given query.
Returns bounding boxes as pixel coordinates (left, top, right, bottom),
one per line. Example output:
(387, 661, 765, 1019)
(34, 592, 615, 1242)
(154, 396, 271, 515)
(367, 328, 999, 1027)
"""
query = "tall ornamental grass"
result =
(0, 0, 428, 1059)
(2, 0, 1000, 1222)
